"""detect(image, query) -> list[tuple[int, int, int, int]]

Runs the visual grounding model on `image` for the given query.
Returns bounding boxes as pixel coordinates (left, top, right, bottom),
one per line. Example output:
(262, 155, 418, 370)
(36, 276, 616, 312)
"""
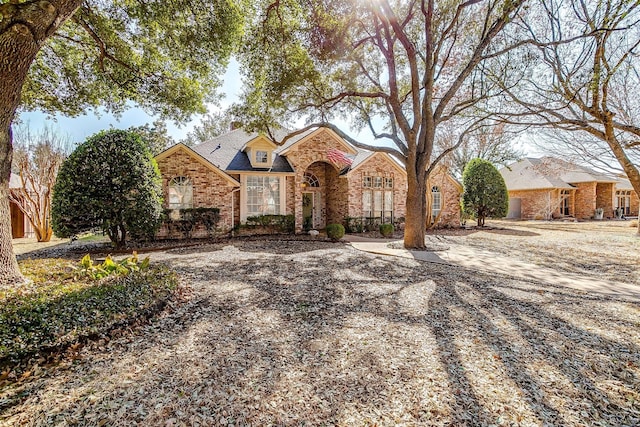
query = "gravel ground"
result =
(2, 227, 640, 426)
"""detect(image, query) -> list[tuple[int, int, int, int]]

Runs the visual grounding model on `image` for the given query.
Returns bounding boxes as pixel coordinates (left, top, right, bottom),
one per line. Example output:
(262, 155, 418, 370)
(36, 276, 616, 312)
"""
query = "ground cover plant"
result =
(0, 256, 177, 369)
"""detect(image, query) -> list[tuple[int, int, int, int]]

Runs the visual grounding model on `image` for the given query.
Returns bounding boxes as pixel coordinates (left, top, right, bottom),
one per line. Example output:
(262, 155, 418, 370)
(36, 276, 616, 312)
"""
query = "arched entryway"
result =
(300, 161, 348, 230)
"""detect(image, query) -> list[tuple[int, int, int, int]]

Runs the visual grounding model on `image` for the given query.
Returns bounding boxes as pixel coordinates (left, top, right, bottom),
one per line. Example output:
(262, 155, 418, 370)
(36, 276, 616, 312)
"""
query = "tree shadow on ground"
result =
(3, 245, 639, 425)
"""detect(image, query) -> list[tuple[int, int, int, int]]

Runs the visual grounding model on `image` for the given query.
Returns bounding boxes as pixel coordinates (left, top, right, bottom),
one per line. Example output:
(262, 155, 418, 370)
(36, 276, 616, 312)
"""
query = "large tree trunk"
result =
(403, 164, 429, 250)
(0, 0, 83, 284)
(0, 135, 22, 286)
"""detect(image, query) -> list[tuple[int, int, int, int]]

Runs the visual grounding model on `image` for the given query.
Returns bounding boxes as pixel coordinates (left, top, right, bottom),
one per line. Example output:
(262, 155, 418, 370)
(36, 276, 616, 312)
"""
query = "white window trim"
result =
(239, 174, 287, 222)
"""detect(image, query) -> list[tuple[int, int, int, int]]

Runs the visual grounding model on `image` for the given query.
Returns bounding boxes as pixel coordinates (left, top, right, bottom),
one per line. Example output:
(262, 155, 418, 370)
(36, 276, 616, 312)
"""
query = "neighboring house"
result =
(500, 157, 639, 220)
(155, 127, 461, 236)
(9, 173, 34, 238)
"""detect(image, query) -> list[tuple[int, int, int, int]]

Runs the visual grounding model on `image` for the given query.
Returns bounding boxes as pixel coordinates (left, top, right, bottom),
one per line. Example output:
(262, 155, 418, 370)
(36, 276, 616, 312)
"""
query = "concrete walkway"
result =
(344, 235, 640, 302)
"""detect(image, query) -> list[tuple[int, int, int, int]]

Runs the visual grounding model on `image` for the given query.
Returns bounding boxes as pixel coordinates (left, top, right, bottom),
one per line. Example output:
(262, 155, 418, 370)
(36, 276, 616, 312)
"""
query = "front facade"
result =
(500, 157, 639, 220)
(155, 127, 461, 236)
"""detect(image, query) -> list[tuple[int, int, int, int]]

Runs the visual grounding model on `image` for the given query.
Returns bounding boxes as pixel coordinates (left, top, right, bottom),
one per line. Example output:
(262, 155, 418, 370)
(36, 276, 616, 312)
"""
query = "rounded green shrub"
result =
(326, 223, 345, 241)
(52, 129, 163, 248)
(462, 158, 509, 227)
(379, 223, 394, 237)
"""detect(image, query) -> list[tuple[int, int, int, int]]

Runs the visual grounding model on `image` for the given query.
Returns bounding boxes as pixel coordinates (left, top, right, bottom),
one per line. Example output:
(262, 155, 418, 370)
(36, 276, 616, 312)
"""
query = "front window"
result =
(256, 150, 269, 163)
(431, 186, 441, 220)
(168, 176, 193, 209)
(362, 175, 394, 222)
(616, 190, 631, 215)
(247, 176, 281, 216)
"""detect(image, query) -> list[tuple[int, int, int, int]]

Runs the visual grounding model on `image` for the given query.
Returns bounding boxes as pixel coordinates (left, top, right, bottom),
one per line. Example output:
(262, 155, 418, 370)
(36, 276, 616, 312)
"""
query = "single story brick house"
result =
(500, 157, 639, 220)
(155, 127, 462, 235)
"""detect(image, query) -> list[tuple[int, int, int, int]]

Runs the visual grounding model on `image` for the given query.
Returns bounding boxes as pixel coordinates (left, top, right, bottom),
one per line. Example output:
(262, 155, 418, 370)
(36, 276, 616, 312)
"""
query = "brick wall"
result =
(631, 191, 640, 217)
(508, 189, 557, 220)
(156, 148, 238, 236)
(282, 129, 357, 230)
(596, 183, 615, 218)
(345, 153, 408, 223)
(427, 168, 461, 227)
(573, 182, 597, 219)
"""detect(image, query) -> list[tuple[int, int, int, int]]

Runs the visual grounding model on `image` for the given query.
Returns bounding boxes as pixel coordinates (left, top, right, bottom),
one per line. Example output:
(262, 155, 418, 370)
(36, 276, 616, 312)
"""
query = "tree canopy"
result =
(52, 129, 163, 248)
(235, 0, 525, 248)
(15, 0, 245, 121)
(492, 0, 640, 232)
(0, 0, 246, 285)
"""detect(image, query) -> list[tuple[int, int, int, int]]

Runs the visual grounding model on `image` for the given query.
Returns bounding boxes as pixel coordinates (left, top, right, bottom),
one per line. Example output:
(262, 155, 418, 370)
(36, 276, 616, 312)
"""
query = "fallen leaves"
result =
(1, 233, 638, 426)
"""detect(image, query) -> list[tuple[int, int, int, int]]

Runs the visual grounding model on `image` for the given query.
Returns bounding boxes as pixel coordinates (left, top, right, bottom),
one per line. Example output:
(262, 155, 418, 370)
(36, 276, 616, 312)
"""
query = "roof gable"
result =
(278, 128, 358, 156)
(242, 135, 278, 152)
(155, 143, 240, 186)
(347, 151, 406, 176)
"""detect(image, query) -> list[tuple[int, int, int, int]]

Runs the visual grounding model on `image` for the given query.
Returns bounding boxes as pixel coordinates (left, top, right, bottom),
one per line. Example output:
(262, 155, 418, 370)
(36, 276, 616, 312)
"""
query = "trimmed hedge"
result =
(0, 259, 178, 365)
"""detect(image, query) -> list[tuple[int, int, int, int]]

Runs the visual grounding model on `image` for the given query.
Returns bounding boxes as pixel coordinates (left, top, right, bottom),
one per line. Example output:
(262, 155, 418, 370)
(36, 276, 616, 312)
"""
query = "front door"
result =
(302, 192, 324, 229)
(302, 192, 314, 230)
(10, 201, 24, 238)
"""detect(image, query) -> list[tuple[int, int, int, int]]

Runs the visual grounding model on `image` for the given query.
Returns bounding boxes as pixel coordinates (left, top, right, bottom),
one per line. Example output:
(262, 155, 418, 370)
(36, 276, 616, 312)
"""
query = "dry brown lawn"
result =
(3, 222, 640, 426)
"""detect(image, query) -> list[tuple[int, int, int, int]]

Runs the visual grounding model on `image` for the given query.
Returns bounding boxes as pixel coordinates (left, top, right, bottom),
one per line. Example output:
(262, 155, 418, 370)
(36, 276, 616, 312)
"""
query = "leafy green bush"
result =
(379, 223, 394, 237)
(245, 214, 295, 233)
(0, 259, 178, 365)
(163, 207, 221, 239)
(326, 223, 345, 241)
(344, 216, 364, 233)
(462, 158, 509, 227)
(52, 129, 163, 248)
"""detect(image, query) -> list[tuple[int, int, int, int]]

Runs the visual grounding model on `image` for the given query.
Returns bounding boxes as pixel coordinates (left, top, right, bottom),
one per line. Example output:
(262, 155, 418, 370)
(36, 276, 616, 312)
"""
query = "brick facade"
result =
(631, 192, 640, 217)
(156, 147, 239, 236)
(345, 153, 408, 223)
(427, 168, 462, 227)
(156, 131, 463, 238)
(596, 183, 615, 218)
(508, 189, 560, 220)
(509, 182, 630, 220)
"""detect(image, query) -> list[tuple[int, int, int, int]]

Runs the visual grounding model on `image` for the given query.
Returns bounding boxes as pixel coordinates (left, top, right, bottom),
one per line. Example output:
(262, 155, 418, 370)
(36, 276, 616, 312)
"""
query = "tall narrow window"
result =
(168, 176, 193, 209)
(362, 191, 372, 218)
(431, 186, 442, 220)
(616, 190, 631, 215)
(560, 189, 571, 216)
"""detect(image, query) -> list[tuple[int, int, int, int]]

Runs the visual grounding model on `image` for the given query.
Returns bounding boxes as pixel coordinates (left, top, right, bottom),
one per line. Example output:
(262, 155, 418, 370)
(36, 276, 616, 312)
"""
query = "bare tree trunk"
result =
(404, 164, 428, 250)
(602, 118, 640, 235)
(0, 0, 83, 284)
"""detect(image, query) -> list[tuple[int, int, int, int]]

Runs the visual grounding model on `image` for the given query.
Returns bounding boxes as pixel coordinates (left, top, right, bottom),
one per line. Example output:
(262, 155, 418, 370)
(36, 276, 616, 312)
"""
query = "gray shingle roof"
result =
(500, 157, 619, 191)
(192, 129, 297, 173)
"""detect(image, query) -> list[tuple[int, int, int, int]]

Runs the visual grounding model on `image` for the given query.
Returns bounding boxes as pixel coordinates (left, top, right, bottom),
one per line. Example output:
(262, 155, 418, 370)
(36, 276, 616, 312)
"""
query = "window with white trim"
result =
(246, 176, 281, 216)
(362, 175, 394, 222)
(616, 190, 632, 215)
(168, 176, 193, 209)
(431, 186, 441, 220)
(256, 150, 269, 164)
